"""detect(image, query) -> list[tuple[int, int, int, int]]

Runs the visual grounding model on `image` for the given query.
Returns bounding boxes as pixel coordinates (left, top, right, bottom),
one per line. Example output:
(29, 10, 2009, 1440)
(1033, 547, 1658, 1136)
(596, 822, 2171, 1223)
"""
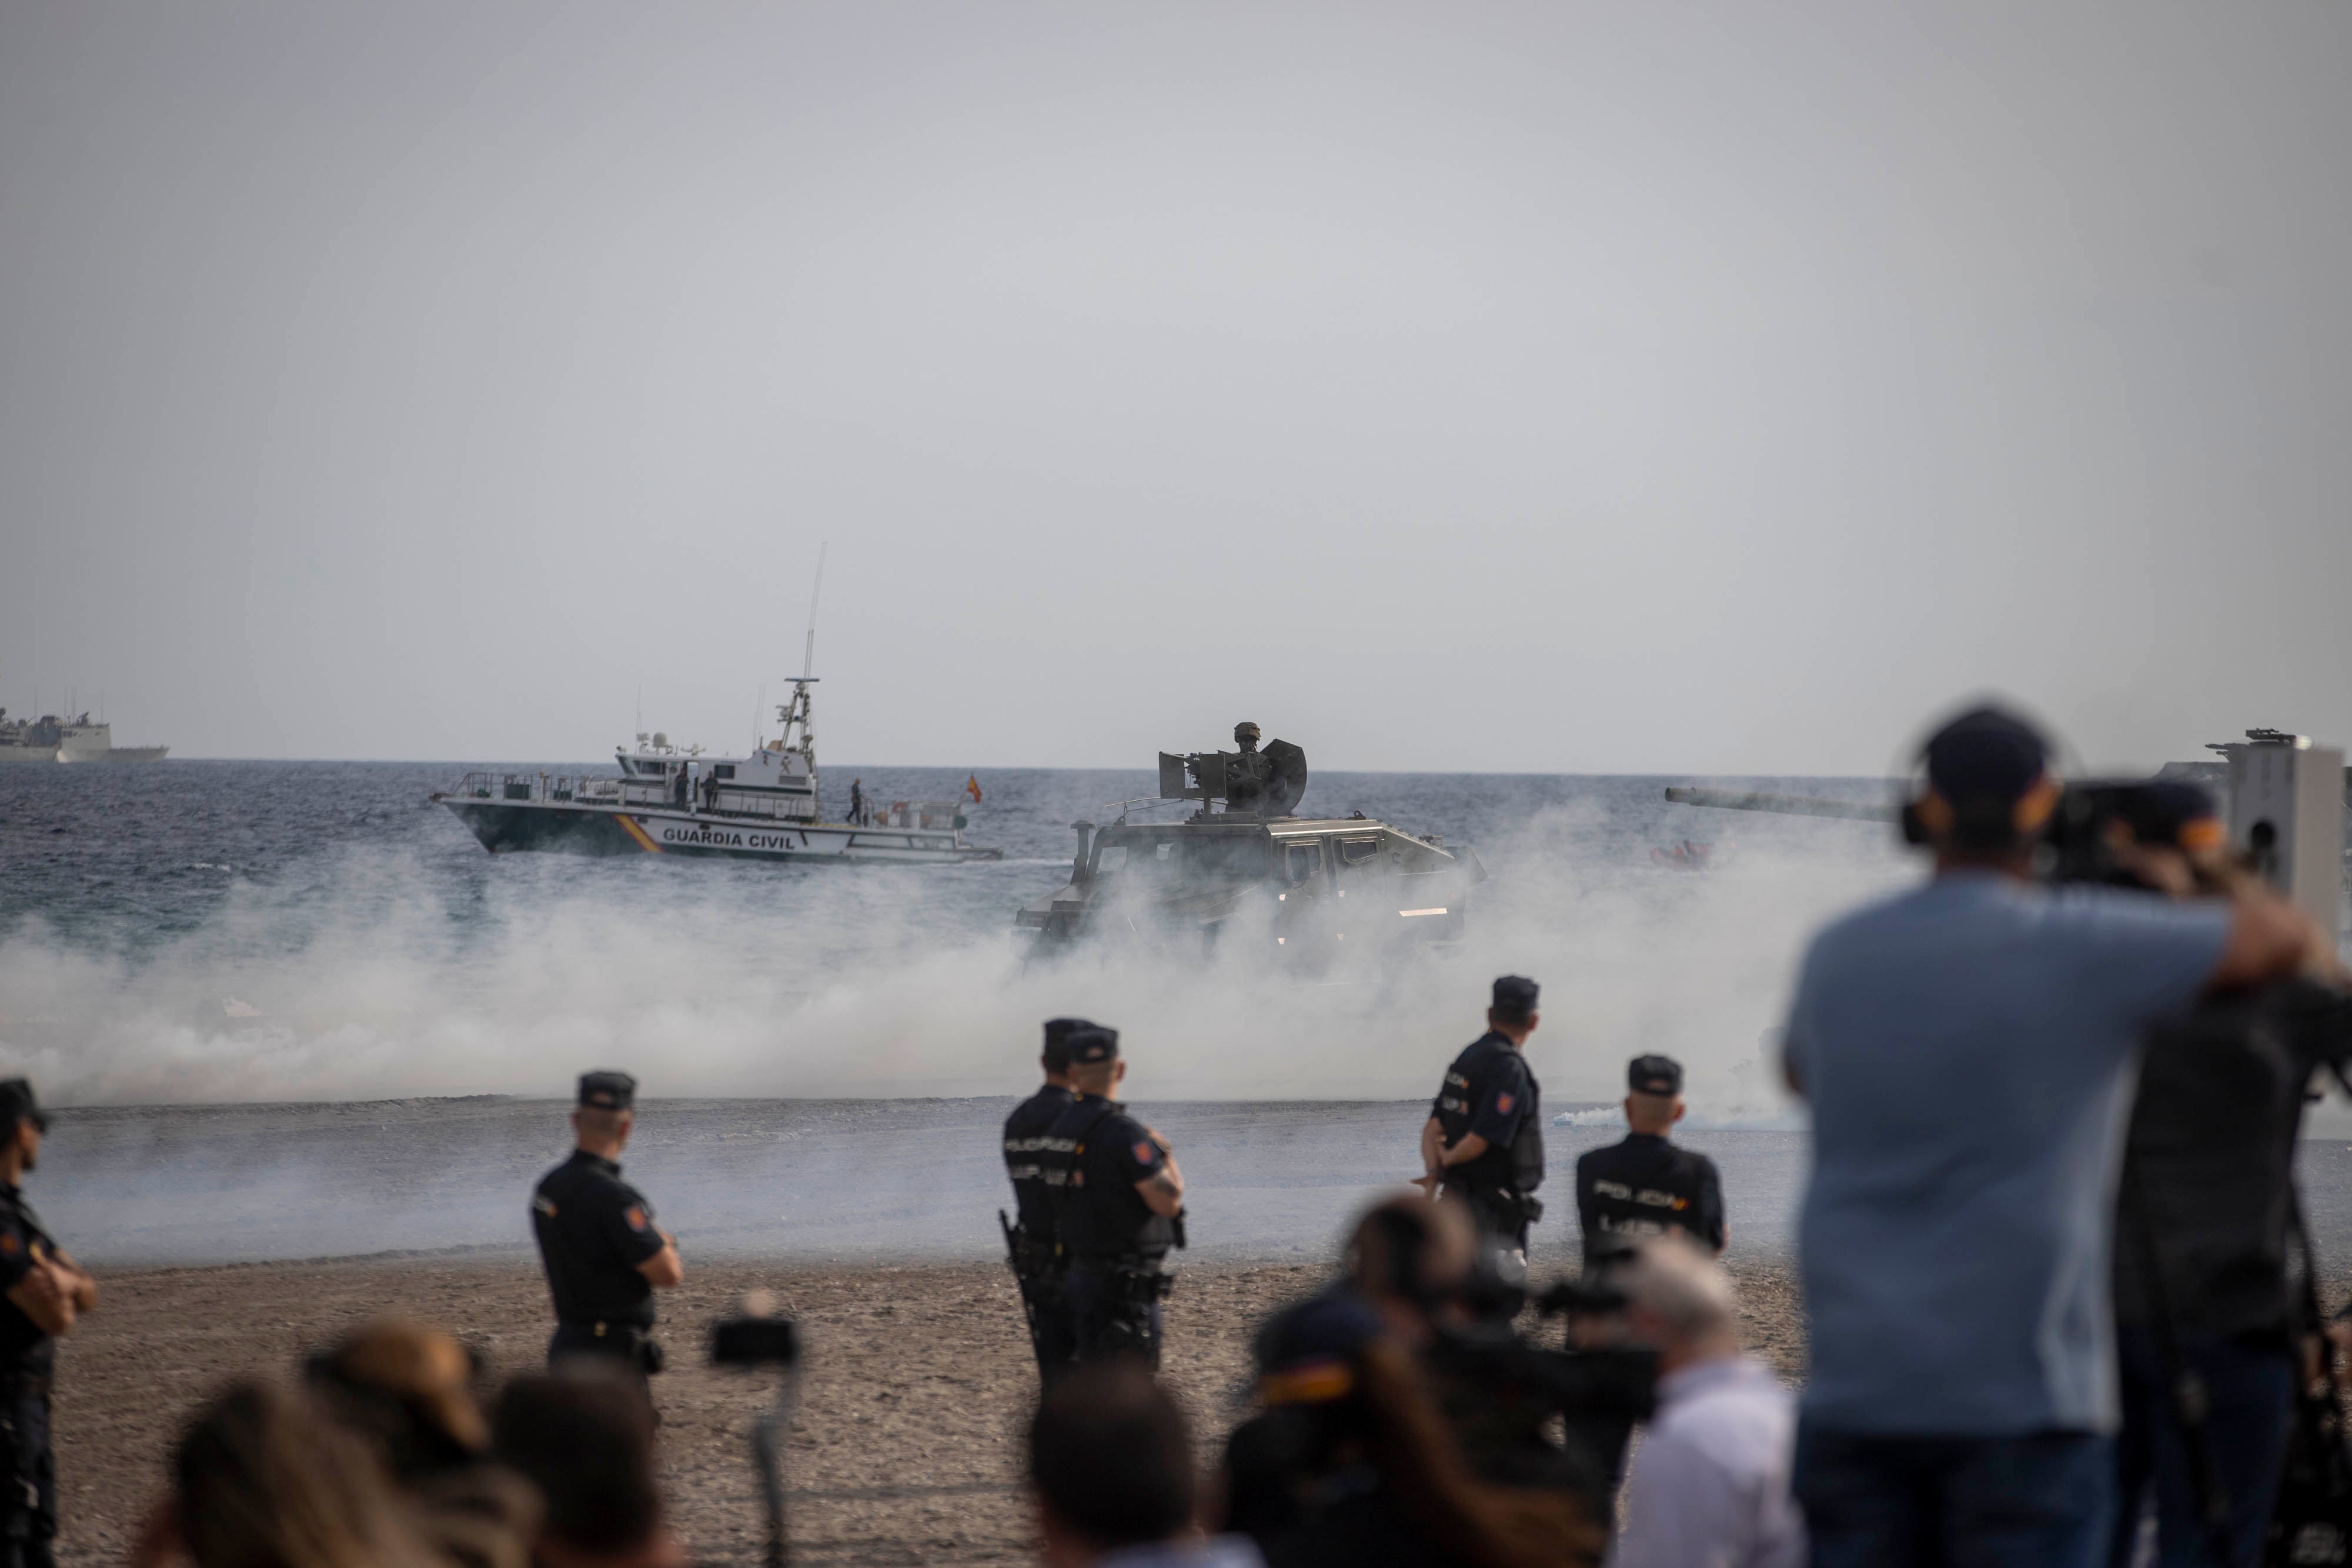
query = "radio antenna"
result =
(800, 543, 827, 681)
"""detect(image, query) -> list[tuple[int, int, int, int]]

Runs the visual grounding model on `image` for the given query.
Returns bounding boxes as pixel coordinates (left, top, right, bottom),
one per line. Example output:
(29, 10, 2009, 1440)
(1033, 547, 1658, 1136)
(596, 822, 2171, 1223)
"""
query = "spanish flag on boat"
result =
(965, 774, 983, 804)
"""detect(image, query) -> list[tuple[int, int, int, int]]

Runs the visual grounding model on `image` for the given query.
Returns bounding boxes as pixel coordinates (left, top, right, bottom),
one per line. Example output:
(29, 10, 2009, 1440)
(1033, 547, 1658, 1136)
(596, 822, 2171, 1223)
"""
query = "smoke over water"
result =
(0, 766, 1908, 1112)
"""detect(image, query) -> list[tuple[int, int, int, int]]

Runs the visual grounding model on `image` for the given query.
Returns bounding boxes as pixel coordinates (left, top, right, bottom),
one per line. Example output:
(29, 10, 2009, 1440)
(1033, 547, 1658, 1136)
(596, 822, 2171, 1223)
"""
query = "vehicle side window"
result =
(1285, 844, 1322, 884)
(1095, 844, 1128, 874)
(1338, 837, 1379, 866)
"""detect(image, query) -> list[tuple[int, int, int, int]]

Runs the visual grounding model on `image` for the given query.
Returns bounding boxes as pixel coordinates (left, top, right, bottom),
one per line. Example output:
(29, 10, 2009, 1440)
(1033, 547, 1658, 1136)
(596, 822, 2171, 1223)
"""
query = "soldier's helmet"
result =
(1234, 721, 1262, 746)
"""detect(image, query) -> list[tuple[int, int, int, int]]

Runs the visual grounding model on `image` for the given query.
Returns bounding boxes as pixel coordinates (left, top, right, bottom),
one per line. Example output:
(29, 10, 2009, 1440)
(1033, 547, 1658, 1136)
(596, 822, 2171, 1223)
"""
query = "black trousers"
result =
(0, 1394, 54, 1568)
(1064, 1263, 1164, 1370)
(1014, 1267, 1078, 1383)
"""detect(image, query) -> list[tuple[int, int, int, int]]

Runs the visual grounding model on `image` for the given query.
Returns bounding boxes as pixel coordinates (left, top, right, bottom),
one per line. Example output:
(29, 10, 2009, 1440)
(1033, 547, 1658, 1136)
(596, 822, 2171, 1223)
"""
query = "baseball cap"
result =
(1253, 1289, 1382, 1406)
(577, 1071, 636, 1111)
(1067, 1027, 1120, 1066)
(2127, 781, 2226, 852)
(1491, 975, 1539, 1022)
(1923, 706, 2049, 807)
(1041, 1018, 1098, 1075)
(0, 1081, 46, 1134)
(1628, 1055, 1683, 1097)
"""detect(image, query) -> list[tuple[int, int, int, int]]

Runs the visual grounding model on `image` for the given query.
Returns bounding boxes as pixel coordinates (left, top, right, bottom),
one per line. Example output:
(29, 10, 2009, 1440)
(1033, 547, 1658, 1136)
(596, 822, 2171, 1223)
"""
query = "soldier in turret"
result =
(1225, 722, 1273, 813)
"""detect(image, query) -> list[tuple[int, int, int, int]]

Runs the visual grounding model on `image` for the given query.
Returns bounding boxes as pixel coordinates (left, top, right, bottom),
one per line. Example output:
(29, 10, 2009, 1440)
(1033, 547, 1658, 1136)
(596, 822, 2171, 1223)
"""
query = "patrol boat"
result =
(431, 678, 1002, 864)
(1017, 724, 1486, 957)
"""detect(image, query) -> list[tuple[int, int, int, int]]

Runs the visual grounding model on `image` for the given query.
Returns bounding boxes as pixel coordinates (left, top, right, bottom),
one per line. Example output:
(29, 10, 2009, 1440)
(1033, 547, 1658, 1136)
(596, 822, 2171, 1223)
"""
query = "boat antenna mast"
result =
(776, 543, 826, 766)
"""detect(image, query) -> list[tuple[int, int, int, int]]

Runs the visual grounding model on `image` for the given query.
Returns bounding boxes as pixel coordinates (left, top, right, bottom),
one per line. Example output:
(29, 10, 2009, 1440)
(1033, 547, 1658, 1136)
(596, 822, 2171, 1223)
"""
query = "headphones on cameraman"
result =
(1899, 776, 2062, 847)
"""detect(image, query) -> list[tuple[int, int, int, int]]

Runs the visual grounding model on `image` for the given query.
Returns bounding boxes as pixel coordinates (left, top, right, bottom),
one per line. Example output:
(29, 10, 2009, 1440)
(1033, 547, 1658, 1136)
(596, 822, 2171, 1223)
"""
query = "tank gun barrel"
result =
(1662, 787, 1897, 824)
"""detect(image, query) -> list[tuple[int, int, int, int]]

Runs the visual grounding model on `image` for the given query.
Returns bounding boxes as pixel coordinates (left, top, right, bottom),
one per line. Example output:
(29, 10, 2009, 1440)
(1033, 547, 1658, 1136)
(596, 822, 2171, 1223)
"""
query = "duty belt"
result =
(1073, 1256, 1177, 1302)
(564, 1319, 652, 1340)
(1457, 1183, 1545, 1223)
(560, 1320, 664, 1373)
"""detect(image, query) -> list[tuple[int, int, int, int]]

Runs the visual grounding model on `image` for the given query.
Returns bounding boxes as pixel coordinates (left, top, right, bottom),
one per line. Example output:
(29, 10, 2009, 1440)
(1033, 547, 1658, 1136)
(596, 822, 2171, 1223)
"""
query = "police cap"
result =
(577, 1071, 637, 1111)
(1628, 1055, 1683, 1097)
(1491, 975, 1539, 1024)
(1066, 1027, 1120, 1067)
(1253, 1290, 1381, 1406)
(0, 1080, 46, 1134)
(1923, 706, 2049, 808)
(1041, 1017, 1098, 1075)
(2128, 781, 2224, 852)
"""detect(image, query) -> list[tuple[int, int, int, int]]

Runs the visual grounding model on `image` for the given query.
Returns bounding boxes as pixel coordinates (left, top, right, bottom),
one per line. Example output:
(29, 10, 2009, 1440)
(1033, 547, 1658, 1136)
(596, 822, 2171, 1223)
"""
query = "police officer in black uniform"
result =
(531, 1072, 683, 1383)
(1041, 1028, 1185, 1368)
(0, 1082, 89, 1568)
(1001, 1018, 1090, 1378)
(1420, 977, 1546, 1262)
(1573, 1054, 1725, 1271)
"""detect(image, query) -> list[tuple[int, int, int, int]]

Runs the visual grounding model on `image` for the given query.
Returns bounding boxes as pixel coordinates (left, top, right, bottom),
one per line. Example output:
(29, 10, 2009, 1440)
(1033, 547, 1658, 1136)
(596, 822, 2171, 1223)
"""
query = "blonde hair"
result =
(1616, 1235, 1738, 1340)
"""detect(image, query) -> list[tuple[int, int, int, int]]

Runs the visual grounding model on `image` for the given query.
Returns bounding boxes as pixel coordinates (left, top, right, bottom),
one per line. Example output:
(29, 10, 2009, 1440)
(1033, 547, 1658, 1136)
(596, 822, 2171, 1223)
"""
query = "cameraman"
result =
(2100, 783, 2352, 1567)
(1783, 704, 2320, 1568)
(1222, 1283, 1606, 1568)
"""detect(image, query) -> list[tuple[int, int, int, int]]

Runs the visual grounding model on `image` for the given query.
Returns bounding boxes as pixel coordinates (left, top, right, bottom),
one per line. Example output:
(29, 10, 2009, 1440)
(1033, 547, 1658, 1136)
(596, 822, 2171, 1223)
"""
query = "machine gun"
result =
(1159, 739, 1308, 818)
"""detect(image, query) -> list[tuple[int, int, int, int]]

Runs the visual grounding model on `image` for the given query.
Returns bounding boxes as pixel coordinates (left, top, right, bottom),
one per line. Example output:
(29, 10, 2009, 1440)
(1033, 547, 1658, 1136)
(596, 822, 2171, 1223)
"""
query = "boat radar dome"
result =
(652, 731, 669, 748)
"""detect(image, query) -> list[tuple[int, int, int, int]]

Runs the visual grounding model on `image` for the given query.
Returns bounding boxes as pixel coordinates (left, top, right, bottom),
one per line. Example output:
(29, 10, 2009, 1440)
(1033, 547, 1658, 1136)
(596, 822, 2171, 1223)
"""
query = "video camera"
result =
(2038, 780, 2207, 888)
(1418, 1276, 1659, 1495)
(710, 1307, 803, 1568)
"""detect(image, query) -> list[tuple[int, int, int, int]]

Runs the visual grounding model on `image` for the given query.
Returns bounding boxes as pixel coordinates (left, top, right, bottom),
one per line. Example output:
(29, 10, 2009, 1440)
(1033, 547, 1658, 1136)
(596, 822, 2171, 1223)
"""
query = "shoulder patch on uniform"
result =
(0, 1234, 18, 1257)
(533, 1197, 557, 1218)
(1132, 1139, 1155, 1165)
(624, 1205, 649, 1232)
(1495, 1092, 1514, 1115)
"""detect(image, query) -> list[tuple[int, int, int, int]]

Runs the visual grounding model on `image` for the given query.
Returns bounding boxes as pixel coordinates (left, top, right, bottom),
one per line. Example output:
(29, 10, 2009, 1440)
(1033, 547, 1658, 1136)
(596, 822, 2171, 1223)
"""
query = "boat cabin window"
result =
(713, 764, 736, 780)
(1338, 837, 1380, 866)
(1094, 843, 1128, 875)
(1285, 842, 1324, 885)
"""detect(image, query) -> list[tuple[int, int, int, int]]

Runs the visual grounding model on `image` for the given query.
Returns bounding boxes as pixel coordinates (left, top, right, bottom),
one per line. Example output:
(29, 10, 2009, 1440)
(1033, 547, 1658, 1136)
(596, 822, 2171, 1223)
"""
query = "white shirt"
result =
(1099, 1536, 1265, 1568)
(1611, 1355, 1806, 1568)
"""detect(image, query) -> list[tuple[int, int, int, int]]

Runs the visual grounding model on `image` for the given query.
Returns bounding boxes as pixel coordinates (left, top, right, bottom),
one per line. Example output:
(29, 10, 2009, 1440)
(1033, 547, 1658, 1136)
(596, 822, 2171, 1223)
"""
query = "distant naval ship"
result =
(0, 709, 169, 764)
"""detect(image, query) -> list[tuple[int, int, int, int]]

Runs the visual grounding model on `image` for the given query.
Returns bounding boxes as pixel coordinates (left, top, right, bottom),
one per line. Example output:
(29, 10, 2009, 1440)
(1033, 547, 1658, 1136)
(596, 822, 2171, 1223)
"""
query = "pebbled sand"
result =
(51, 1255, 1804, 1568)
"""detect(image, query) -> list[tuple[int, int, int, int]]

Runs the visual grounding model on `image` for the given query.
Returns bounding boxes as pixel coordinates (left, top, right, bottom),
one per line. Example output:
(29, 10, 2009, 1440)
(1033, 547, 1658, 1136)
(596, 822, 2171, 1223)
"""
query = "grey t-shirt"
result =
(1784, 872, 2231, 1436)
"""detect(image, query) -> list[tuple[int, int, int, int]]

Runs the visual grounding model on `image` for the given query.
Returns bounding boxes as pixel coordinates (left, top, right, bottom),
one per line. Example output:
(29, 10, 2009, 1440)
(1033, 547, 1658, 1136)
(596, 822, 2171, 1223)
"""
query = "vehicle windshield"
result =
(1093, 833, 1267, 881)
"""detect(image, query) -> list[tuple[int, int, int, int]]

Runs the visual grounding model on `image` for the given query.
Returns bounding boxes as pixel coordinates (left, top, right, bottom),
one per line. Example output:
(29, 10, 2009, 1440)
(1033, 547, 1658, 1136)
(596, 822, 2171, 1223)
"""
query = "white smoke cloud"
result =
(0, 801, 1908, 1109)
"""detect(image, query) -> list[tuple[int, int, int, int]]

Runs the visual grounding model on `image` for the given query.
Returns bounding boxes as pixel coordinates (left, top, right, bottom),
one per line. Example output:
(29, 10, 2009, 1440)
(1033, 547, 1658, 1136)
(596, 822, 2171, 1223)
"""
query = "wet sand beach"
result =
(55, 1255, 1806, 1568)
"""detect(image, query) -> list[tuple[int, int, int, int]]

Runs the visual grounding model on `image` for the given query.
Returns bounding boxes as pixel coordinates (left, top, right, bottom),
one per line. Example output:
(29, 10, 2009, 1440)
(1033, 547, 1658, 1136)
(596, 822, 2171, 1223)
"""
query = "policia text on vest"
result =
(1573, 1054, 1725, 1268)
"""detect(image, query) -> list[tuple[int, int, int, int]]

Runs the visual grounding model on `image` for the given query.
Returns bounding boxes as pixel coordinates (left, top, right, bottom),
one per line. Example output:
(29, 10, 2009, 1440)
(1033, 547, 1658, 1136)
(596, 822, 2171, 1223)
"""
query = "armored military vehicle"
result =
(1017, 724, 1486, 959)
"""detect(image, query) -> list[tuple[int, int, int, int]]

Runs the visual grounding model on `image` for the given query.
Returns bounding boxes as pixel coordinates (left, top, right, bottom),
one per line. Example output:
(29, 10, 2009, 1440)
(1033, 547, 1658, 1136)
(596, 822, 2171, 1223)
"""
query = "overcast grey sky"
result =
(4, 3, 2347, 773)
